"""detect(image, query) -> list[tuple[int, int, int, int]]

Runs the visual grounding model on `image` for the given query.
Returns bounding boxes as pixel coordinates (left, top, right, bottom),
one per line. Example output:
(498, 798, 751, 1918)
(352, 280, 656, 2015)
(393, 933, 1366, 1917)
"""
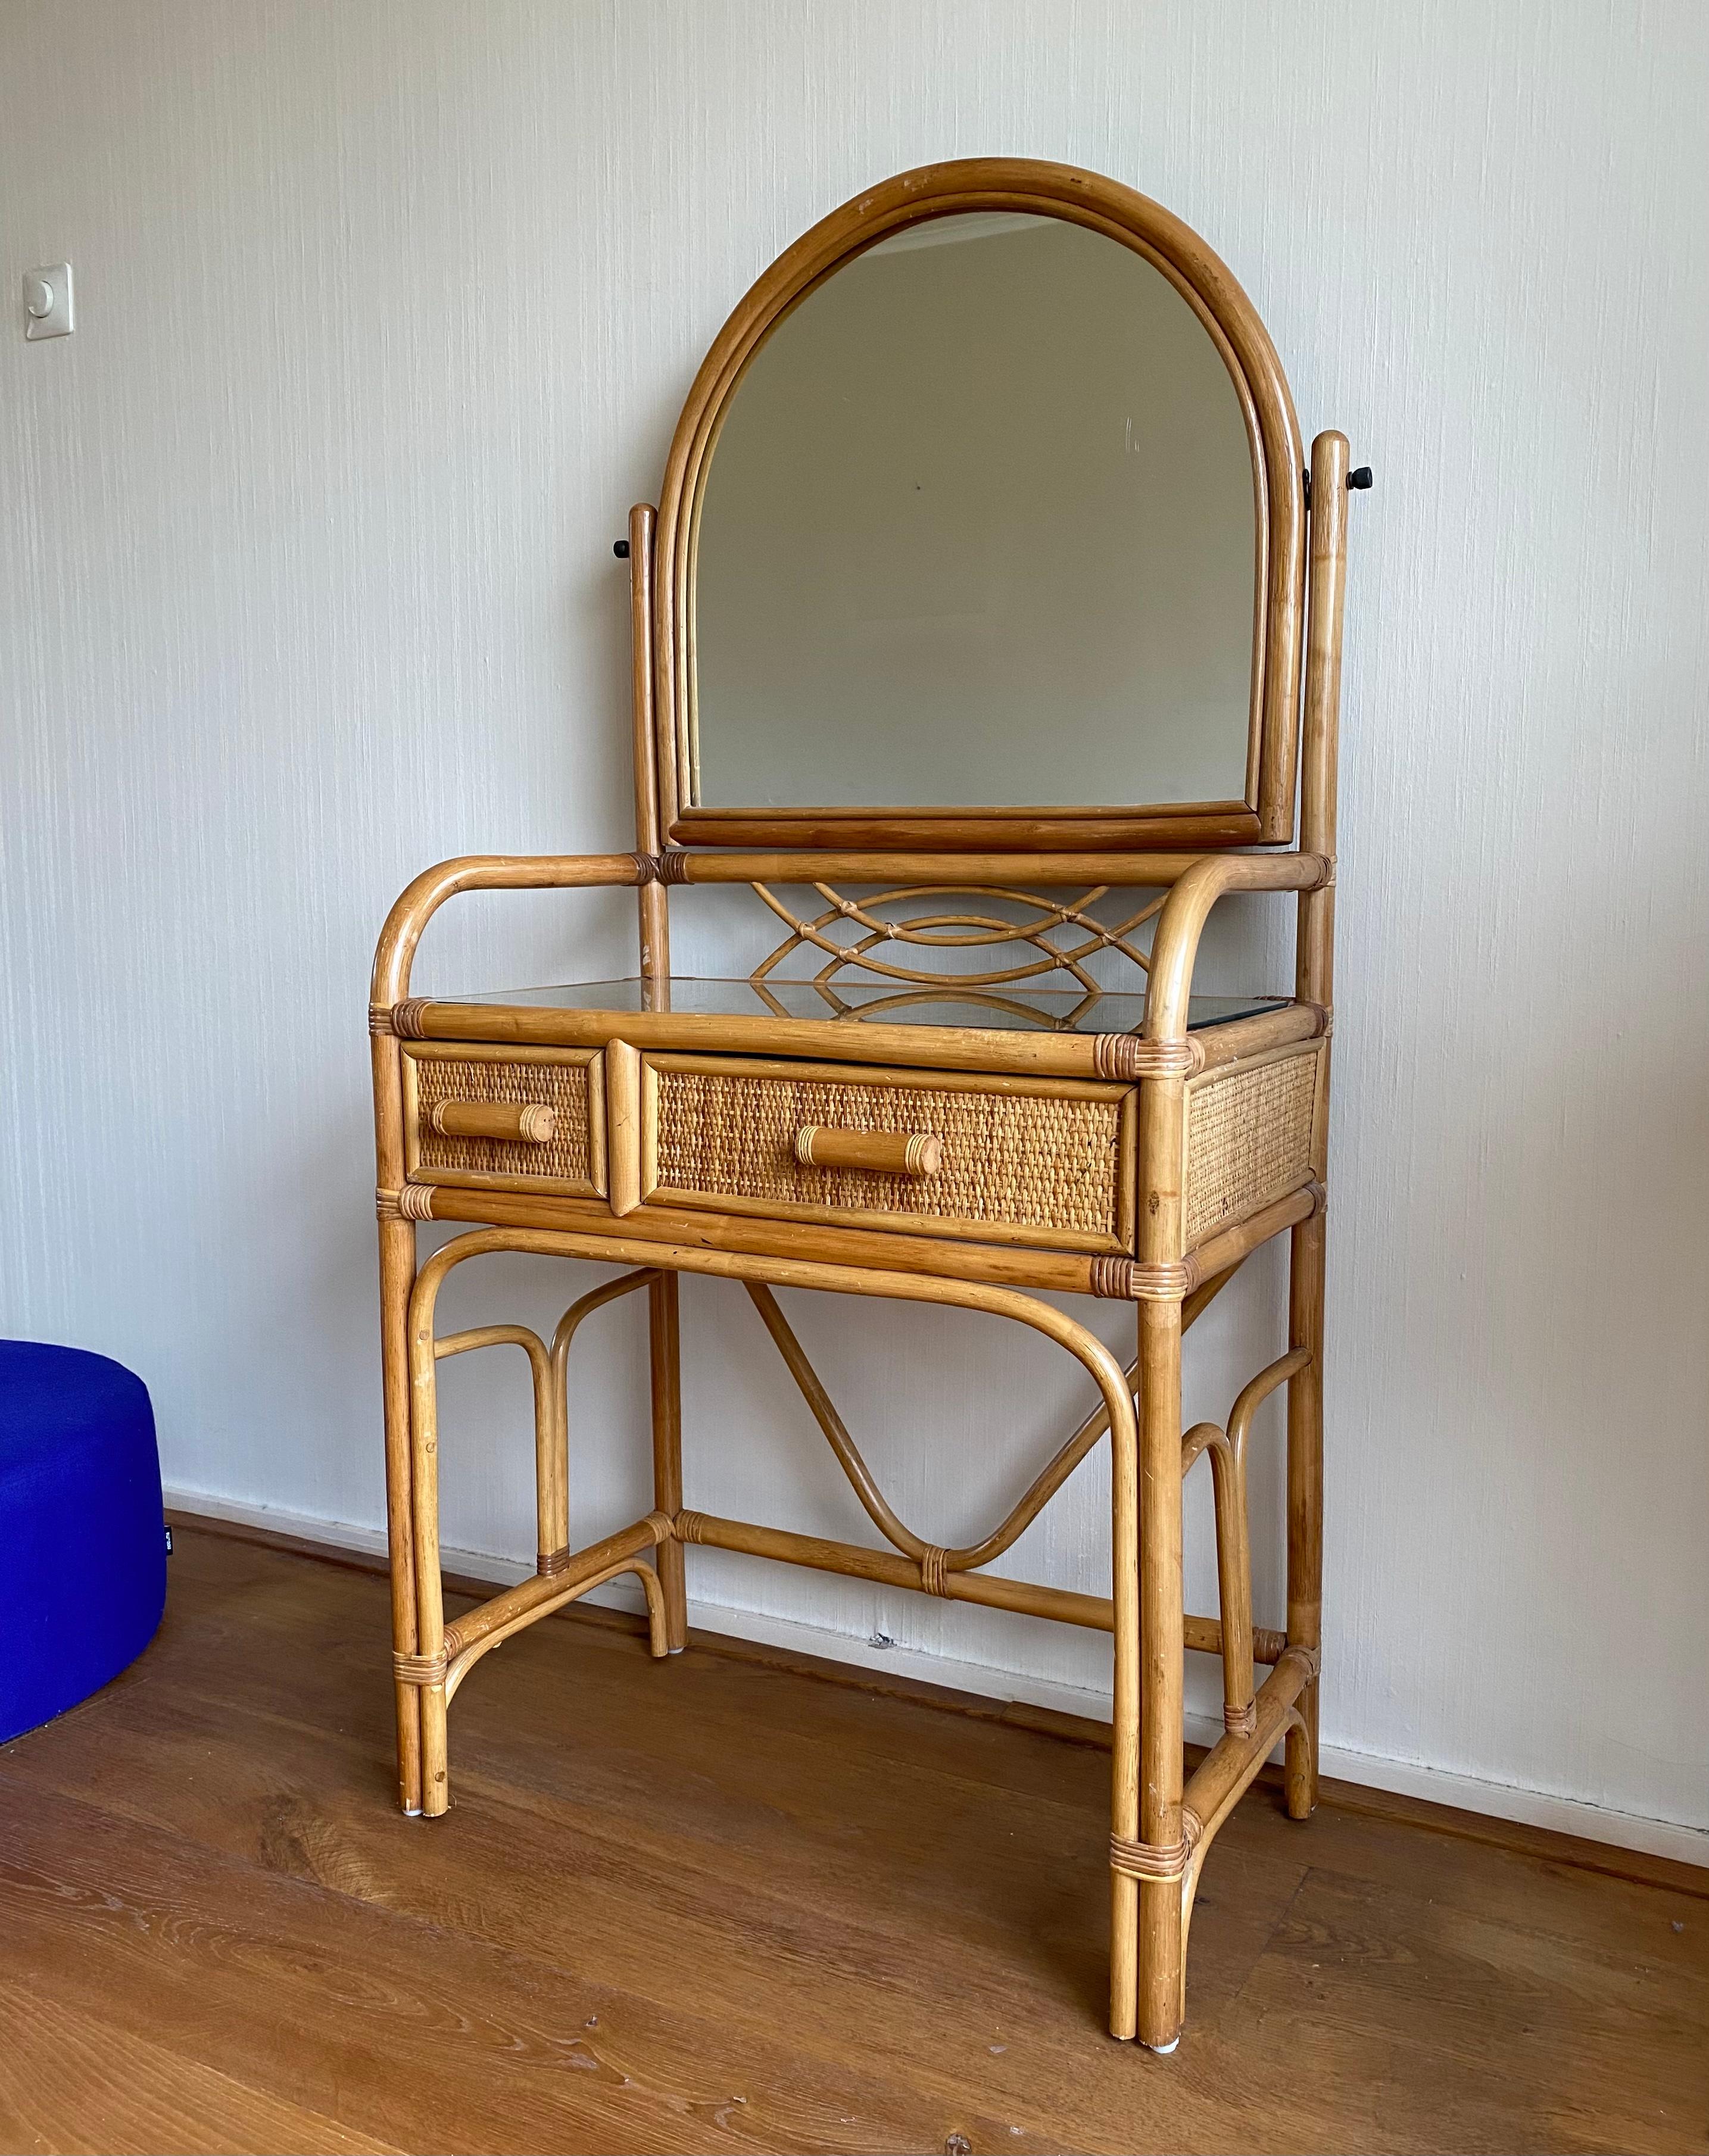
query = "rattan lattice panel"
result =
(1183, 1049, 1317, 1246)
(649, 1059, 1129, 1252)
(406, 1048, 603, 1194)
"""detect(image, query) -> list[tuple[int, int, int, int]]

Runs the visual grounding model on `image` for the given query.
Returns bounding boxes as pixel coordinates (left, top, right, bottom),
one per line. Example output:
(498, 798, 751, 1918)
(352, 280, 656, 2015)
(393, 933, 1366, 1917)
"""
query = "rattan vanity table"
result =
(369, 159, 1361, 2054)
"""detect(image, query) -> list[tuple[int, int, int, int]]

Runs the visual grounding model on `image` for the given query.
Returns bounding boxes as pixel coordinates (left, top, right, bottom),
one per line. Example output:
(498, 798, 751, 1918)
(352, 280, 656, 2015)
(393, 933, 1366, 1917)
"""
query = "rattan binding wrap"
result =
(1092, 1034, 1203, 1081)
(1109, 1811, 1201, 1883)
(411, 1054, 598, 1190)
(654, 1066, 1124, 1240)
(1183, 1049, 1318, 1247)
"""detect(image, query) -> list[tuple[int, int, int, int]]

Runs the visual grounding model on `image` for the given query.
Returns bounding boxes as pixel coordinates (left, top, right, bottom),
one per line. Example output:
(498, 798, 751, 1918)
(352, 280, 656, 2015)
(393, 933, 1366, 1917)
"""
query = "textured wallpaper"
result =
(2, 0, 1704, 1848)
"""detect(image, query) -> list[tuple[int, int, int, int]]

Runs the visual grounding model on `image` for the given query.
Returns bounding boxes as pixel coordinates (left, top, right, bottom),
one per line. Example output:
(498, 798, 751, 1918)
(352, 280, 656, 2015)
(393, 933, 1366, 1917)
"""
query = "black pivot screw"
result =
(613, 538, 631, 558)
(1347, 466, 1373, 490)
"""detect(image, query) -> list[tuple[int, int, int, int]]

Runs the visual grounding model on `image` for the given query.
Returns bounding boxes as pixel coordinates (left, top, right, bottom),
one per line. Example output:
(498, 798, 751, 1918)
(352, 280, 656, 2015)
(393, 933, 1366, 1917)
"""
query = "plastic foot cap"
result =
(1143, 2036, 1181, 2055)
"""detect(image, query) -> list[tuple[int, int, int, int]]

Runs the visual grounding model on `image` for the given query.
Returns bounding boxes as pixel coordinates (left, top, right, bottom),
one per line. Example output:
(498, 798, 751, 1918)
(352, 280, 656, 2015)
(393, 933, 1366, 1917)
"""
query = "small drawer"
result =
(638, 1053, 1134, 1253)
(1181, 1042, 1322, 1247)
(403, 1043, 606, 1197)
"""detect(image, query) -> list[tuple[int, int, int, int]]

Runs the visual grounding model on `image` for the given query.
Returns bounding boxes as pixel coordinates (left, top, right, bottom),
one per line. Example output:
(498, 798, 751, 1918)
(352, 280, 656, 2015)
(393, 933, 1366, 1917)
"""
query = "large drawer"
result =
(637, 1053, 1135, 1253)
(403, 1043, 606, 1197)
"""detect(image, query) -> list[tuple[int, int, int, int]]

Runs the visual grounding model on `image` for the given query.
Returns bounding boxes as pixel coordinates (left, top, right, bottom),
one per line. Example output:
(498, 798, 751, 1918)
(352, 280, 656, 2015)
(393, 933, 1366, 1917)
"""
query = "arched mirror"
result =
(654, 164, 1306, 851)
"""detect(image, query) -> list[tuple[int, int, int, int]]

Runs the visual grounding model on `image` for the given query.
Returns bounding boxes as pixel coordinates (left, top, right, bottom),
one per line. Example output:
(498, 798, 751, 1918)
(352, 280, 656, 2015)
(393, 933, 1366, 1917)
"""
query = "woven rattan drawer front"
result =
(403, 1044, 606, 1197)
(641, 1054, 1134, 1253)
(1182, 1043, 1321, 1247)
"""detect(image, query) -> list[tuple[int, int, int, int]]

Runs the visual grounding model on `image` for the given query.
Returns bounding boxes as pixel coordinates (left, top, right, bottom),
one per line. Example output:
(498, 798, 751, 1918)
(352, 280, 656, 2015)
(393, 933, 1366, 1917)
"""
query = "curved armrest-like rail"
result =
(1144, 852, 1330, 1041)
(371, 851, 648, 1010)
(369, 844, 1329, 1019)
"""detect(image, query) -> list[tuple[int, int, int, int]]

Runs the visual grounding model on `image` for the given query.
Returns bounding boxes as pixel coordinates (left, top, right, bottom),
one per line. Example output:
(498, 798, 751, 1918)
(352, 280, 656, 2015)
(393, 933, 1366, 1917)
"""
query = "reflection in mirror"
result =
(691, 210, 1258, 812)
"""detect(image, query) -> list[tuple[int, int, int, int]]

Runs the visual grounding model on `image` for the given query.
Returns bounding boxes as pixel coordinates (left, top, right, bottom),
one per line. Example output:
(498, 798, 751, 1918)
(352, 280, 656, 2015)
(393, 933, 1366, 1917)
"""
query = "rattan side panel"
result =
(651, 1064, 1125, 1249)
(406, 1047, 603, 1195)
(1183, 1048, 1318, 1247)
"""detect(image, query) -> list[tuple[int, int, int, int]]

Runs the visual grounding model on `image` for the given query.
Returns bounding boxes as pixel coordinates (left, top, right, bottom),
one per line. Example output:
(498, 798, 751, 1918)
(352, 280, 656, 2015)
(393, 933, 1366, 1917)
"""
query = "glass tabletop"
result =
(445, 976, 1286, 1037)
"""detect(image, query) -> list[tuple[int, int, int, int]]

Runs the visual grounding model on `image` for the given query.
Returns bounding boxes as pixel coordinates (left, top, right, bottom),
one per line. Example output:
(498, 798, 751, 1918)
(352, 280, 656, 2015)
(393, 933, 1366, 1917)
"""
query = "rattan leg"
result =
(649, 1273, 688, 1652)
(1107, 1312, 1142, 2041)
(378, 1217, 423, 1814)
(1136, 1296, 1187, 2052)
(407, 1270, 451, 1816)
(1286, 1212, 1326, 1819)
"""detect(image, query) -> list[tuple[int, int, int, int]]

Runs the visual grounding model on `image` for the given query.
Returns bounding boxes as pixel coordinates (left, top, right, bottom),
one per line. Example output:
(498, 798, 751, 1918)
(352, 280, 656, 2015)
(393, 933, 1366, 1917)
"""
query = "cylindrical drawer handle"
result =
(793, 1125, 943, 1178)
(430, 1100, 557, 1144)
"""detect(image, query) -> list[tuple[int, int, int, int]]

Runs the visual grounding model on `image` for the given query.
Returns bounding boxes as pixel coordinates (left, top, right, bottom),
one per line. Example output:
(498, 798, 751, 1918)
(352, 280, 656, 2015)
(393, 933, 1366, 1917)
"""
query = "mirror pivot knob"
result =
(613, 538, 631, 558)
(1347, 466, 1373, 490)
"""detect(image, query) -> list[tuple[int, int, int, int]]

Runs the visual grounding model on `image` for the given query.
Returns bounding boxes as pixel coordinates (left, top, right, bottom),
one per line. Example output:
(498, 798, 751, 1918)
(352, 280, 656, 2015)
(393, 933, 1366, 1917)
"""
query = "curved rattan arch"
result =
(652, 157, 1308, 853)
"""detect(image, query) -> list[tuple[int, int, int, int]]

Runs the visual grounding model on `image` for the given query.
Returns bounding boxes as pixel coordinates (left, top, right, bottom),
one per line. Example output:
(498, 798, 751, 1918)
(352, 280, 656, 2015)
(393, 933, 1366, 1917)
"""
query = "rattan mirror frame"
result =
(651, 158, 1307, 854)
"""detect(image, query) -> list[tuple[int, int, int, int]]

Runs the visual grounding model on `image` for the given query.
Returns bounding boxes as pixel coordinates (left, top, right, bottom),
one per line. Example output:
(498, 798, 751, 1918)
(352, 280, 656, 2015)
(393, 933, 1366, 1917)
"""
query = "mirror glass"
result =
(690, 211, 1258, 812)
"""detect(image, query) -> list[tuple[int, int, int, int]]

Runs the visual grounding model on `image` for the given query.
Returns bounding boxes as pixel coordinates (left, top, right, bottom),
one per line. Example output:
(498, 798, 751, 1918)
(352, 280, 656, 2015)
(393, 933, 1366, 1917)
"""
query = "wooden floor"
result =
(1, 1525, 1704, 2156)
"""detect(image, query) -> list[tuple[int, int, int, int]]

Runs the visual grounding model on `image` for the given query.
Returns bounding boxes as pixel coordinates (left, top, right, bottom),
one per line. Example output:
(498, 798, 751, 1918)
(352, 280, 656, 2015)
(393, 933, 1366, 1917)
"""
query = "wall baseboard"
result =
(166, 1486, 1709, 1873)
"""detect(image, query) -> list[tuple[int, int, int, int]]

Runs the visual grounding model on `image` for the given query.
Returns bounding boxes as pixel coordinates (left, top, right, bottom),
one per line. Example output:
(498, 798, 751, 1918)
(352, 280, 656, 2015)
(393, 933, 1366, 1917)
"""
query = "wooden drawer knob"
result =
(430, 1099, 557, 1144)
(793, 1125, 943, 1178)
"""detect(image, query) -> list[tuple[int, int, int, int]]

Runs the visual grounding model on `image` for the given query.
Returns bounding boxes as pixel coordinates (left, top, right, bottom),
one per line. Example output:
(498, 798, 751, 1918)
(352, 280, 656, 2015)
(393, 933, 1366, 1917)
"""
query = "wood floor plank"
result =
(2, 1521, 1702, 2156)
(0, 1779, 1049, 2156)
(0, 1615, 1275, 2149)
(0, 1980, 405, 2156)
(1219, 1864, 1709, 2155)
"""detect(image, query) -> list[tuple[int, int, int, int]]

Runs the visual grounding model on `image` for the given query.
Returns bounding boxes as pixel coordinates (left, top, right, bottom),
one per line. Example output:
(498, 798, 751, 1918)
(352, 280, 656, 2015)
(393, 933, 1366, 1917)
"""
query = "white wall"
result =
(3, 1, 1704, 1861)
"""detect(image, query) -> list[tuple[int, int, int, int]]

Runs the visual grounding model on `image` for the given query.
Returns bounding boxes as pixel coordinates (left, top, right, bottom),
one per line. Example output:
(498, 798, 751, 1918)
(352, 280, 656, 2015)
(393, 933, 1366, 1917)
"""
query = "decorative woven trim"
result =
(658, 850, 693, 885)
(1109, 1809, 1202, 1883)
(368, 1003, 395, 1037)
(1090, 1256, 1196, 1301)
(918, 1545, 951, 1597)
(1091, 1035, 1203, 1081)
(675, 1509, 708, 1543)
(1295, 1646, 1322, 1680)
(1305, 1181, 1327, 1218)
(1318, 1004, 1334, 1038)
(1183, 1053, 1319, 1246)
(1224, 1701, 1258, 1738)
(1320, 856, 1337, 887)
(398, 1183, 435, 1221)
(643, 1508, 675, 1544)
(392, 998, 429, 1039)
(393, 1649, 448, 1687)
(537, 1546, 573, 1579)
(376, 1187, 403, 1221)
(632, 851, 663, 883)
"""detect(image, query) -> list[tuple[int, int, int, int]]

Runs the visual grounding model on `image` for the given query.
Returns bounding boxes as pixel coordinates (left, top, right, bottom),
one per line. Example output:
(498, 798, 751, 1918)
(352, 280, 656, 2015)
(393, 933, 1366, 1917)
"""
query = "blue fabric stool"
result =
(1, 1341, 167, 1745)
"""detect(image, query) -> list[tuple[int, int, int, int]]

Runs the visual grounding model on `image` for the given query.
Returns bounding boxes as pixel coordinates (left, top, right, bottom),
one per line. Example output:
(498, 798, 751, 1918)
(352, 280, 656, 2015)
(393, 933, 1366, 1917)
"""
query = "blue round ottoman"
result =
(0, 1341, 167, 1745)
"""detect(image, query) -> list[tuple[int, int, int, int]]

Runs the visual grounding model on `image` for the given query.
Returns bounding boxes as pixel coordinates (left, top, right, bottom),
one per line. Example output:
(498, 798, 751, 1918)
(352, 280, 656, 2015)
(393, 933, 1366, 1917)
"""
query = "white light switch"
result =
(24, 263, 73, 340)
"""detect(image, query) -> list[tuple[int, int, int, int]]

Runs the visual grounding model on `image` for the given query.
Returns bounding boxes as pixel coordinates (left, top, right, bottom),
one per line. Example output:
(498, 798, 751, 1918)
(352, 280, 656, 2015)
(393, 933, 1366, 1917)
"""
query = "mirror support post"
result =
(1288, 430, 1349, 1819)
(628, 503, 670, 989)
(628, 500, 688, 1651)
